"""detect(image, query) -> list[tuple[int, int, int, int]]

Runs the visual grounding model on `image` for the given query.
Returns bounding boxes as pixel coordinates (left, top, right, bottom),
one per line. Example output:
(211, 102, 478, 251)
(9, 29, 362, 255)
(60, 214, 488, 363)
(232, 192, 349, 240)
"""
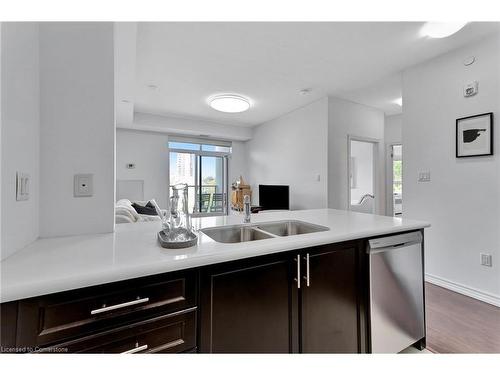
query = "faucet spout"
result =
(243, 195, 251, 223)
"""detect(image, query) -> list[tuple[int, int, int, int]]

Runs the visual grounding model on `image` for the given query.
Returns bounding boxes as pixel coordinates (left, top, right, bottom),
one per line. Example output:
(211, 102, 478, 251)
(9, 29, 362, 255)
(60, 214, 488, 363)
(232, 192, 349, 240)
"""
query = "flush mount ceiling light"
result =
(420, 22, 468, 38)
(393, 97, 403, 106)
(209, 94, 251, 113)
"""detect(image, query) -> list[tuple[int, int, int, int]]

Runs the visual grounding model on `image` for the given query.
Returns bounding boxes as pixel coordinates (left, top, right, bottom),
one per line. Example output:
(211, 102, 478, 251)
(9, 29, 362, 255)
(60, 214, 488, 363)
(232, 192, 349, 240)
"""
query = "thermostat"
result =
(463, 81, 478, 97)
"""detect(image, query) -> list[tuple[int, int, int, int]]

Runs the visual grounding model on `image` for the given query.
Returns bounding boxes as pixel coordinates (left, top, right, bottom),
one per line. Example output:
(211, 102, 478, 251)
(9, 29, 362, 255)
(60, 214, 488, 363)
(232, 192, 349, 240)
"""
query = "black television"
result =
(259, 185, 290, 210)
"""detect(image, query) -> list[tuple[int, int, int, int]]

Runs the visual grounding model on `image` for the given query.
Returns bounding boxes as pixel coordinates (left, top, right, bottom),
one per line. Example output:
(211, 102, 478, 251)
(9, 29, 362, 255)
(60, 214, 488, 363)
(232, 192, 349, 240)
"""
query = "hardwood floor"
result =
(425, 282, 500, 353)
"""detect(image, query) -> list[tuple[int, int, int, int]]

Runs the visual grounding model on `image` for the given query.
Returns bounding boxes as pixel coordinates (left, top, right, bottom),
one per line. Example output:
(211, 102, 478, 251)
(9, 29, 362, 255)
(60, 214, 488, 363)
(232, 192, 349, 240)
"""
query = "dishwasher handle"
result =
(367, 231, 422, 254)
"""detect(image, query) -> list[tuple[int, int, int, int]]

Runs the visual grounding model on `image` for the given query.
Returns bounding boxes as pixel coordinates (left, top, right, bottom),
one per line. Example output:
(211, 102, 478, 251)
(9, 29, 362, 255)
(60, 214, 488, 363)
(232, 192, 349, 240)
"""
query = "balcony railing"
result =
(169, 184, 226, 214)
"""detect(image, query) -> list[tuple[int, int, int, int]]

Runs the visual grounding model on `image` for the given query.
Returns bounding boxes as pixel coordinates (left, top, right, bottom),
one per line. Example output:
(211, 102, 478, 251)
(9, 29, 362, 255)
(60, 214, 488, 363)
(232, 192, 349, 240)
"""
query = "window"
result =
(168, 137, 231, 216)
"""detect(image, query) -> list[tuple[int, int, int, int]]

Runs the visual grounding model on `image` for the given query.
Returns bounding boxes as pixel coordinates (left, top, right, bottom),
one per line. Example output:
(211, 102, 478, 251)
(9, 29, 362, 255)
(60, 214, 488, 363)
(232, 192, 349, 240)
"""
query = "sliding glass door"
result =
(169, 139, 229, 216)
(200, 155, 226, 214)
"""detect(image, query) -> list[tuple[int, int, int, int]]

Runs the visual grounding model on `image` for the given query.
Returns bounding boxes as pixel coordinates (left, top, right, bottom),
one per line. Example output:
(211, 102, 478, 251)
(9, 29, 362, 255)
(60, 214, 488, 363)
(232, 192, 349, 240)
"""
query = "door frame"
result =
(385, 142, 402, 217)
(347, 135, 381, 214)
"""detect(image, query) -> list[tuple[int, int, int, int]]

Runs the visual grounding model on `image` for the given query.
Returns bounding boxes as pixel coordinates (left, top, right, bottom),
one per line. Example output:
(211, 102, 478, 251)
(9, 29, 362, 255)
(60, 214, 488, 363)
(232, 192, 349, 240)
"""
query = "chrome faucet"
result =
(243, 195, 251, 223)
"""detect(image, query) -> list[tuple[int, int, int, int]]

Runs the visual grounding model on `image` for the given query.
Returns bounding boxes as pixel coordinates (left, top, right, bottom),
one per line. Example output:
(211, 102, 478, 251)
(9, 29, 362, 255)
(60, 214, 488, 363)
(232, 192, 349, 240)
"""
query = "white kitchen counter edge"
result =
(0, 209, 430, 303)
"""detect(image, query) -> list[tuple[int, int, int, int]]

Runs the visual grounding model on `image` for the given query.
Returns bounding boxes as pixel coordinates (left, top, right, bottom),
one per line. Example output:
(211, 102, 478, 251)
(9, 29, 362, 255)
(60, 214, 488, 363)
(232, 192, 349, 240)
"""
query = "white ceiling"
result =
(116, 22, 500, 127)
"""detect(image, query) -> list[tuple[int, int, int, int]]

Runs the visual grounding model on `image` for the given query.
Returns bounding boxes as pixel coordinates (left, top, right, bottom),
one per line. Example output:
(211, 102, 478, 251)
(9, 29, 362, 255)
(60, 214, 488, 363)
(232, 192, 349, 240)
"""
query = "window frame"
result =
(168, 138, 231, 217)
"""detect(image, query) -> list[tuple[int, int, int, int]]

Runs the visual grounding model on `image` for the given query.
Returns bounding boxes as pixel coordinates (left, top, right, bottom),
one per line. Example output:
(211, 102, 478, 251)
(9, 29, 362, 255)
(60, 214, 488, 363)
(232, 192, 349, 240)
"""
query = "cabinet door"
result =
(200, 254, 298, 353)
(300, 243, 361, 353)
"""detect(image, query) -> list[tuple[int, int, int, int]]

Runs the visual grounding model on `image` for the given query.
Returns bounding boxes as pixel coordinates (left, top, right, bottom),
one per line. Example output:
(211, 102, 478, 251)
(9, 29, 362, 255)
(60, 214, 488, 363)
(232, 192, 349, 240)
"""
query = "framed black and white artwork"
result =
(456, 112, 494, 158)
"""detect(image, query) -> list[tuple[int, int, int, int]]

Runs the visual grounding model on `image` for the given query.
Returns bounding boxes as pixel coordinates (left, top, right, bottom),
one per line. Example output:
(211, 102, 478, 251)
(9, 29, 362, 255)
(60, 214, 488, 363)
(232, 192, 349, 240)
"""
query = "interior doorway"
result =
(388, 144, 403, 216)
(348, 137, 378, 214)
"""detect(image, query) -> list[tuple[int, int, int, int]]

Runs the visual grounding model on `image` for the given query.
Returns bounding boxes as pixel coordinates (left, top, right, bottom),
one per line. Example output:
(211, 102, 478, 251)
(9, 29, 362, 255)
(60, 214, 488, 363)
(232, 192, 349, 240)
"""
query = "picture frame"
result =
(456, 112, 494, 158)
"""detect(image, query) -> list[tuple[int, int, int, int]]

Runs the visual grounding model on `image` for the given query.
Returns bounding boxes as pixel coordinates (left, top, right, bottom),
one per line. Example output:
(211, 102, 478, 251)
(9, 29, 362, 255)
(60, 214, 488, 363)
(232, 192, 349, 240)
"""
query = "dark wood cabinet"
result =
(40, 308, 197, 354)
(1, 302, 18, 350)
(199, 241, 365, 353)
(1, 240, 368, 354)
(299, 243, 364, 353)
(199, 253, 298, 353)
(4, 269, 198, 353)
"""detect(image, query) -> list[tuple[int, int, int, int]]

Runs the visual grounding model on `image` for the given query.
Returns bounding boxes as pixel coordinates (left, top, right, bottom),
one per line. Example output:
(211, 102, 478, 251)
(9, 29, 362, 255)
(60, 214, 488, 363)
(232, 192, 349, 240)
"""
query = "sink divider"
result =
(251, 226, 280, 238)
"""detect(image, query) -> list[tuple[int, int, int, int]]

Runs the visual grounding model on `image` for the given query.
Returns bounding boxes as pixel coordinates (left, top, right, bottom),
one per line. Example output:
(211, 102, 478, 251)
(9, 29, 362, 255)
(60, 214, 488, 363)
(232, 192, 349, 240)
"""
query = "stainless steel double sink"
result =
(200, 220, 329, 243)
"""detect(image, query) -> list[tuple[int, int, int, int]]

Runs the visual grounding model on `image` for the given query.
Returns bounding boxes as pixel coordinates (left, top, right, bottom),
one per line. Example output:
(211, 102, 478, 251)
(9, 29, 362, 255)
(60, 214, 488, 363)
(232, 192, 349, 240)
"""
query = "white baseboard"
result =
(425, 273, 500, 307)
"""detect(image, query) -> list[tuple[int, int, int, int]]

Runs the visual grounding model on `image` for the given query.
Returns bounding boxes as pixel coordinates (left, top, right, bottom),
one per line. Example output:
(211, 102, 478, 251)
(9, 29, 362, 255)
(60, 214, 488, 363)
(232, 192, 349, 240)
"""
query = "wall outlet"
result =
(74, 174, 94, 197)
(418, 171, 431, 182)
(16, 172, 30, 201)
(480, 253, 492, 267)
(126, 163, 136, 169)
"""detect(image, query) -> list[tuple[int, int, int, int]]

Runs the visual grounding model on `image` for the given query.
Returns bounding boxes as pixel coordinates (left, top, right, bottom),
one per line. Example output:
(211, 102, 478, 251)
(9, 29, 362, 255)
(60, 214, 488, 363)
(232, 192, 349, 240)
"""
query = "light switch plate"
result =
(418, 171, 431, 182)
(480, 253, 492, 267)
(16, 172, 30, 201)
(74, 174, 93, 197)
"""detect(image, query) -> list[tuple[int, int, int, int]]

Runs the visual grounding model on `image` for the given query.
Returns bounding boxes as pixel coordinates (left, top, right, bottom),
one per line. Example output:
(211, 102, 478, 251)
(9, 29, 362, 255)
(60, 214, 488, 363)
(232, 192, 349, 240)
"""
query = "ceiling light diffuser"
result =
(420, 22, 467, 38)
(209, 94, 251, 113)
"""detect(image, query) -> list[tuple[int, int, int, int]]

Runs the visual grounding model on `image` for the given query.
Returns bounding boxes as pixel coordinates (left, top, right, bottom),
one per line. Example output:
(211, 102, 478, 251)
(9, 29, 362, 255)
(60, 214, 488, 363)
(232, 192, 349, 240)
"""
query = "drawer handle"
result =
(294, 254, 301, 289)
(121, 344, 148, 354)
(91, 297, 150, 315)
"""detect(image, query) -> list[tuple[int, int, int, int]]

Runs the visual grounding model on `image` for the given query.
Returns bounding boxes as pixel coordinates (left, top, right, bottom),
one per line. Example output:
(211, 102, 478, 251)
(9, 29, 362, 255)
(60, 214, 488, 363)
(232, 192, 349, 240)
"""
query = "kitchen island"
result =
(0, 209, 429, 354)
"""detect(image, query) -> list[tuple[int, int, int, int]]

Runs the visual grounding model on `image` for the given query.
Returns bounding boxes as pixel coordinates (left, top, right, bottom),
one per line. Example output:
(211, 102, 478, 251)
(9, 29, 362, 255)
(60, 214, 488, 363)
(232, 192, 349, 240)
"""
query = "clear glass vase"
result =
(166, 183, 192, 240)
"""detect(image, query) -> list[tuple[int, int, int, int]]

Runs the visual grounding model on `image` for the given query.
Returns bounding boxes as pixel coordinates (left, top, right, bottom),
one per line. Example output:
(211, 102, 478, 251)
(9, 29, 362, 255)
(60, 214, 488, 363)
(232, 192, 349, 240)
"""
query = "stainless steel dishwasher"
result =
(368, 231, 425, 353)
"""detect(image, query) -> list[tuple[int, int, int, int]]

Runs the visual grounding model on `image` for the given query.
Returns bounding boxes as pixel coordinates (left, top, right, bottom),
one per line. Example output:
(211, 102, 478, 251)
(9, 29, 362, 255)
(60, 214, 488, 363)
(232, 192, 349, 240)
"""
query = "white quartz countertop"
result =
(0, 209, 429, 303)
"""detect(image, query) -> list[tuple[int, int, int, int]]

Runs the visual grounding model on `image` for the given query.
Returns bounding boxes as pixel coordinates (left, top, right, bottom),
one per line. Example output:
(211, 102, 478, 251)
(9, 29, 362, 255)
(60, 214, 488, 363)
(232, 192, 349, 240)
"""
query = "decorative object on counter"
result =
(158, 183, 198, 248)
(231, 175, 252, 211)
(157, 227, 198, 249)
(456, 112, 493, 157)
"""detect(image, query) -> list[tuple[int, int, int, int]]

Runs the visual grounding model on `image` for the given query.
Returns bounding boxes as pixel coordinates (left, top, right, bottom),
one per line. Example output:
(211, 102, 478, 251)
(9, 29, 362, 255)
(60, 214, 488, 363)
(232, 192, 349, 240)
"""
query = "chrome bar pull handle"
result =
(121, 343, 148, 354)
(91, 297, 149, 315)
(294, 254, 301, 289)
(306, 253, 310, 287)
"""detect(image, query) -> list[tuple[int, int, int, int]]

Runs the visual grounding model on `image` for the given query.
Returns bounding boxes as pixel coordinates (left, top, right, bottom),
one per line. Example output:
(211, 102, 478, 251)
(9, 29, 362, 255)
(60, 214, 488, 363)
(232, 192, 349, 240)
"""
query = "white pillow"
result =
(116, 198, 132, 207)
(115, 203, 141, 221)
(115, 206, 138, 222)
(115, 214, 134, 224)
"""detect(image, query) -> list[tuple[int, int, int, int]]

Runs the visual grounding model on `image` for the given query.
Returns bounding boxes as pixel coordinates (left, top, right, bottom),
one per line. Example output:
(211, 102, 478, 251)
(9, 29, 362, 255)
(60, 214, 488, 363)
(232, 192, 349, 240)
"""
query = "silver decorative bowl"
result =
(157, 227, 198, 249)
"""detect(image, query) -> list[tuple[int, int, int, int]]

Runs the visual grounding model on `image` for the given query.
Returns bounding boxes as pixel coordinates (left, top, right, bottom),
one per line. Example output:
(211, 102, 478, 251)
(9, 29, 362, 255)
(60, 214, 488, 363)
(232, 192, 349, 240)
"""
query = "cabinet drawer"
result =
(17, 270, 197, 347)
(41, 309, 197, 353)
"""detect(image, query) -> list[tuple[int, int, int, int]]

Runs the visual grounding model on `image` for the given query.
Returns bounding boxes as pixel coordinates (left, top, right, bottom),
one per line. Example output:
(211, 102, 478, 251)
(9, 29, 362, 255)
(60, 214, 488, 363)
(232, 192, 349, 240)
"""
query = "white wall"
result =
(328, 97, 385, 214)
(246, 98, 329, 210)
(403, 34, 500, 303)
(350, 140, 374, 204)
(1, 23, 40, 260)
(384, 114, 402, 144)
(228, 141, 248, 186)
(39, 23, 115, 238)
(116, 129, 169, 208)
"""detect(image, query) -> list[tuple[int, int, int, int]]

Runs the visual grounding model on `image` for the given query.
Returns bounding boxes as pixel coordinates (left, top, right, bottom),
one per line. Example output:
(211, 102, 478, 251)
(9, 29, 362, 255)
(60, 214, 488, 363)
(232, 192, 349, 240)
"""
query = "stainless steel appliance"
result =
(368, 231, 425, 353)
